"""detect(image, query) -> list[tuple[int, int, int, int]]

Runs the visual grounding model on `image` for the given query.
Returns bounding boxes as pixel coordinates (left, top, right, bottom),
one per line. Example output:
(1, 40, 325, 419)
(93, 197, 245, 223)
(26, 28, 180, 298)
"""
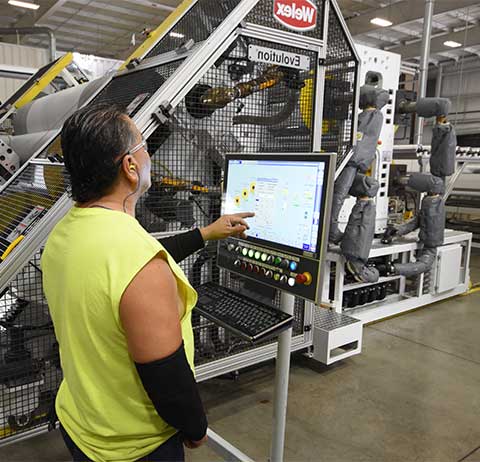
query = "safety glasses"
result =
(115, 138, 148, 169)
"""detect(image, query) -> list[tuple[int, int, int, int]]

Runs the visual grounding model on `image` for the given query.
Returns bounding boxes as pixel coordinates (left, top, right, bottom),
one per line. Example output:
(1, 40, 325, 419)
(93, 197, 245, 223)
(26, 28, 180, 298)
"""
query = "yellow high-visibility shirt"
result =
(42, 206, 197, 462)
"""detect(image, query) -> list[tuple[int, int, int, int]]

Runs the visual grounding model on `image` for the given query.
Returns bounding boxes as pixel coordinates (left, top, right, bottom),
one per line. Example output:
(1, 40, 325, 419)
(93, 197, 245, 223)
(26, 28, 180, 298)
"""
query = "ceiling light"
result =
(444, 40, 462, 48)
(370, 17, 393, 27)
(169, 32, 185, 39)
(8, 0, 40, 9)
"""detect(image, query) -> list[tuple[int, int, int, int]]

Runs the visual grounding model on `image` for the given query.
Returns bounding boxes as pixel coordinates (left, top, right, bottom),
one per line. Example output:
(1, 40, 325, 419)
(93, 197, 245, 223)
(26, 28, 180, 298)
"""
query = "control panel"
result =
(217, 237, 321, 303)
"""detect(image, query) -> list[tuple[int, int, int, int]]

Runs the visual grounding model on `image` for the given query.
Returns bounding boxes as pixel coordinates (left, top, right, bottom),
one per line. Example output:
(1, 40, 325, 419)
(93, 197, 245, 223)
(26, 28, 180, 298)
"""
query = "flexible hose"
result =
(232, 91, 299, 126)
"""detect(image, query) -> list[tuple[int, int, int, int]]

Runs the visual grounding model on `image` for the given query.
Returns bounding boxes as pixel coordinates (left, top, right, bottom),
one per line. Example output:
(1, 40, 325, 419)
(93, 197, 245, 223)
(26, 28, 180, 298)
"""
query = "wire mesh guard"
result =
(322, 4, 358, 167)
(0, 251, 61, 436)
(146, 0, 243, 59)
(139, 35, 318, 233)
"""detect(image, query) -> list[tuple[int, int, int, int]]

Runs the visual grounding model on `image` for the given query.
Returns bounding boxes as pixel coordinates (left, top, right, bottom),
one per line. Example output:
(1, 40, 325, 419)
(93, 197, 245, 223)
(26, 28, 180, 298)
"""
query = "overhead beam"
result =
(388, 25, 480, 59)
(346, 0, 480, 36)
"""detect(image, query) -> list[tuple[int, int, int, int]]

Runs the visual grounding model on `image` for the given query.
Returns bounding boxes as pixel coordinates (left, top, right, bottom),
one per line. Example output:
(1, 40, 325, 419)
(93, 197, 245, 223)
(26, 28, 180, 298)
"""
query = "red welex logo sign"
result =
(273, 0, 318, 32)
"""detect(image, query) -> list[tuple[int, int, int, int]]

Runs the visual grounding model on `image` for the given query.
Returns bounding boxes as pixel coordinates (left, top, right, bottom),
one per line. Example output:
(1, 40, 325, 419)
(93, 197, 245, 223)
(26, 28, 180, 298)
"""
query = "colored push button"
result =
(280, 275, 288, 284)
(265, 270, 273, 279)
(280, 259, 290, 269)
(274, 273, 281, 282)
(295, 272, 312, 285)
(254, 251, 261, 260)
(242, 248, 248, 256)
(274, 256, 282, 266)
(288, 277, 296, 287)
(289, 261, 298, 271)
(261, 253, 268, 262)
(253, 265, 260, 274)
(241, 262, 248, 271)
(248, 249, 255, 258)
(267, 255, 275, 264)
(247, 263, 254, 272)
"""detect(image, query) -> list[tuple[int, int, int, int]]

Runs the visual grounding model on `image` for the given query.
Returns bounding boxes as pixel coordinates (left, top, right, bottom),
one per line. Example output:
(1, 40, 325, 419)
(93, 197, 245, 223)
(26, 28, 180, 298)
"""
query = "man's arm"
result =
(160, 229, 205, 263)
(159, 213, 255, 263)
(120, 256, 207, 445)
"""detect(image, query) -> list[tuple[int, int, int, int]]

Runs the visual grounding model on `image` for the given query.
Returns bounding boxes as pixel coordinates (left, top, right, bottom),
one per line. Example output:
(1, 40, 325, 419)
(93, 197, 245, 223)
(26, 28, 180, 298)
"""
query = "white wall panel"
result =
(0, 41, 48, 103)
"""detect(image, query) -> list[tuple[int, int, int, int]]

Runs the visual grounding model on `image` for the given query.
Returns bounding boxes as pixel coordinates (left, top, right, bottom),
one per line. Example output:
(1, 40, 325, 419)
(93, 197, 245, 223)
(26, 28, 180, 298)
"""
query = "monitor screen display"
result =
(224, 156, 329, 255)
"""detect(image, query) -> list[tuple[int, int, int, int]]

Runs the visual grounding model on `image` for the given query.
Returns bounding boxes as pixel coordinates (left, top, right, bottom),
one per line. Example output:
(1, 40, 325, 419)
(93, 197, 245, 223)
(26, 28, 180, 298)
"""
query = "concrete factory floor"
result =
(1, 254, 480, 462)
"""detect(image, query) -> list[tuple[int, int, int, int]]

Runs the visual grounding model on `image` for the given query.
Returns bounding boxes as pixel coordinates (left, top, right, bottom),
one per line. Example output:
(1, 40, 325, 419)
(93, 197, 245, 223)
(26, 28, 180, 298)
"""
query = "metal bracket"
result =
(126, 58, 141, 70)
(152, 101, 174, 124)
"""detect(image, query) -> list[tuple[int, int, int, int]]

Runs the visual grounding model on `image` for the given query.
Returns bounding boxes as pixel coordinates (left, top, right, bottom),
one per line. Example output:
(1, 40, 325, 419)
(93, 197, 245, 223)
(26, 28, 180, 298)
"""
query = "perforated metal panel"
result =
(313, 307, 359, 331)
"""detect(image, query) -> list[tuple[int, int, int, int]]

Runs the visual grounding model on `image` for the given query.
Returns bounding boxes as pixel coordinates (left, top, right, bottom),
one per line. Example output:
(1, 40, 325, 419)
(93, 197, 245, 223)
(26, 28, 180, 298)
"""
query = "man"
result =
(42, 104, 253, 462)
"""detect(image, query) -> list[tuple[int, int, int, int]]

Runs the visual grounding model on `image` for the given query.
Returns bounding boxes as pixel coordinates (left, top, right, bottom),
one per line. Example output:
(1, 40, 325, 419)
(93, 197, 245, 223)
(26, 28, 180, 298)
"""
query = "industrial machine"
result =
(0, 0, 471, 447)
(326, 44, 471, 322)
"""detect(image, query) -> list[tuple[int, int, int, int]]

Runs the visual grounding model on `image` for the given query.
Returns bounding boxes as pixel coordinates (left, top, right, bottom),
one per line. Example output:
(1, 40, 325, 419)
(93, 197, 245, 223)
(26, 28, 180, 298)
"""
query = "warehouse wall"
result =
(421, 60, 480, 144)
(0, 42, 48, 103)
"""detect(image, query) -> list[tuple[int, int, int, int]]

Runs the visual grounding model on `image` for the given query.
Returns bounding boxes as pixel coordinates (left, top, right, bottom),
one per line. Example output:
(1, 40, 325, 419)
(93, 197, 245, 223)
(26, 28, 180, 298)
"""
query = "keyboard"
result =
(195, 282, 293, 342)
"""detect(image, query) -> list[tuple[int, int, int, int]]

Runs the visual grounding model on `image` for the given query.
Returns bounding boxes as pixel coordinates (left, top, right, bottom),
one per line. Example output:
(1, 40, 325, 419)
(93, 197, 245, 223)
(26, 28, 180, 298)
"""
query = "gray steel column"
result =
(416, 0, 435, 145)
(435, 64, 443, 97)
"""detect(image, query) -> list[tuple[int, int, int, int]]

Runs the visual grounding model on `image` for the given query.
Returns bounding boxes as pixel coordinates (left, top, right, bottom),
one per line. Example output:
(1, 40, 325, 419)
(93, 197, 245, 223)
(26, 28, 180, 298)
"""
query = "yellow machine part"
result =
(299, 74, 331, 135)
(14, 52, 74, 110)
(119, 0, 195, 71)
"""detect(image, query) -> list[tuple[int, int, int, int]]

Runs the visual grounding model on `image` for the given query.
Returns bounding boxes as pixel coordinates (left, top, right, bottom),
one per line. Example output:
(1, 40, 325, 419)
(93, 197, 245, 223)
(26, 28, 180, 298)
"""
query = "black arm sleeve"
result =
(159, 229, 205, 263)
(135, 343, 207, 441)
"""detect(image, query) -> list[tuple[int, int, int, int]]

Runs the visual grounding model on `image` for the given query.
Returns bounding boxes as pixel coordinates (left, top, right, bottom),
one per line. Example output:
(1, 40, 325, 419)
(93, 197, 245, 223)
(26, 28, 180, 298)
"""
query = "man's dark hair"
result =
(61, 104, 137, 203)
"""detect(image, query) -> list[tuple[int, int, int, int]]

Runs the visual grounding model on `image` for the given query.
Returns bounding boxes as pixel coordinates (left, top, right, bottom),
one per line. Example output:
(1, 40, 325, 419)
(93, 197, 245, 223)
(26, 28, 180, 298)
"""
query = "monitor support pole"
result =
(270, 292, 295, 462)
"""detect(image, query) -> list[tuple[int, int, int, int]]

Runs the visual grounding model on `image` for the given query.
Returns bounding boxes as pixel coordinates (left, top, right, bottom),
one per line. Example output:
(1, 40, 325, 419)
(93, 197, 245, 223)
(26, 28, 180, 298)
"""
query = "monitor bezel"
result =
(223, 153, 334, 260)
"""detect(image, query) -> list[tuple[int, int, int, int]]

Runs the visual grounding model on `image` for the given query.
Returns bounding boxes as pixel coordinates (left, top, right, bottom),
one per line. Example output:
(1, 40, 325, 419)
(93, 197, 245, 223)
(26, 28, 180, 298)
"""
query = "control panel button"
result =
(261, 253, 268, 262)
(280, 275, 288, 284)
(289, 261, 298, 271)
(288, 277, 296, 287)
(267, 255, 275, 264)
(274, 257, 282, 266)
(254, 251, 261, 260)
(227, 243, 236, 252)
(248, 249, 255, 258)
(235, 246, 242, 254)
(242, 248, 248, 257)
(247, 263, 254, 272)
(234, 259, 241, 268)
(295, 272, 312, 285)
(280, 259, 290, 269)
(253, 265, 260, 274)
(241, 262, 248, 271)
(265, 270, 273, 279)
(261, 268, 267, 276)
(274, 273, 281, 281)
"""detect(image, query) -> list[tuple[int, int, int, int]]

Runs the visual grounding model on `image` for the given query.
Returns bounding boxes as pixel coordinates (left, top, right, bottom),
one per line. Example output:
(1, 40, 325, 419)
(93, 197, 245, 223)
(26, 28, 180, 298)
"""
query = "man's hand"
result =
(200, 213, 255, 241)
(184, 433, 208, 449)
